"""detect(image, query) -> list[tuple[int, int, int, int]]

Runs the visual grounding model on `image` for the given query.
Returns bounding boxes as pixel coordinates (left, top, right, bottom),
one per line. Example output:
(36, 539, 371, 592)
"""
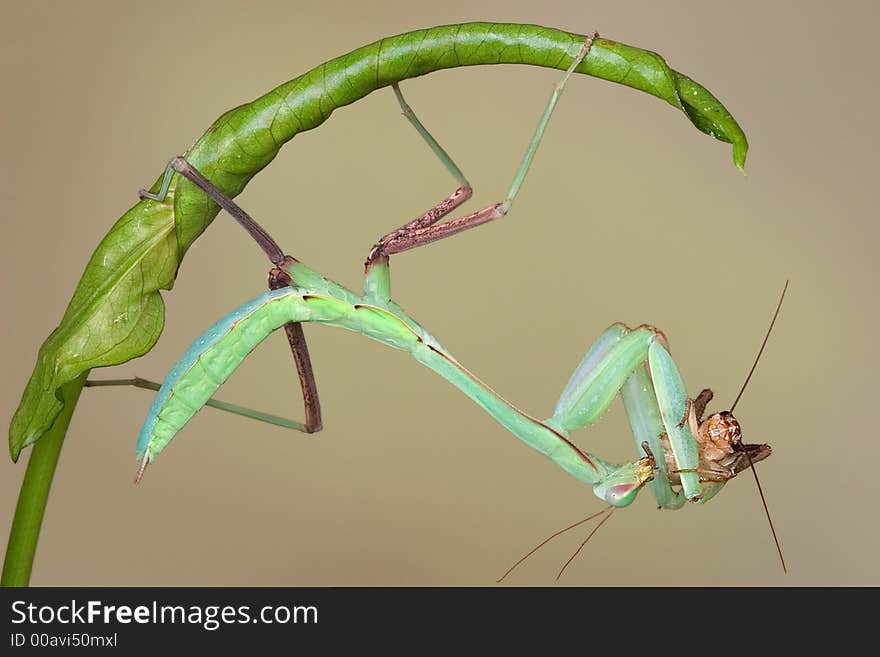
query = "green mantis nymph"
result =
(102, 35, 784, 575)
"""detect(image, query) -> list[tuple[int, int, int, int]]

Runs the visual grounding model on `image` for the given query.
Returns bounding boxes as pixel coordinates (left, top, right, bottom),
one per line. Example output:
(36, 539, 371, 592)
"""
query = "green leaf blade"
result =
(673, 71, 749, 170)
(9, 201, 175, 459)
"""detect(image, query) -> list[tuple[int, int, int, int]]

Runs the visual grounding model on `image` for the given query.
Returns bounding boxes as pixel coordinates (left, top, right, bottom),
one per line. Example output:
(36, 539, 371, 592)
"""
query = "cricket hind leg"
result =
(363, 34, 599, 275)
(693, 388, 713, 421)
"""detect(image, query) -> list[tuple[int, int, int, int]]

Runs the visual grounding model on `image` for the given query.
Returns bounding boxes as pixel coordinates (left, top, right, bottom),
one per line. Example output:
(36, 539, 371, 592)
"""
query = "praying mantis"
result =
(84, 33, 785, 577)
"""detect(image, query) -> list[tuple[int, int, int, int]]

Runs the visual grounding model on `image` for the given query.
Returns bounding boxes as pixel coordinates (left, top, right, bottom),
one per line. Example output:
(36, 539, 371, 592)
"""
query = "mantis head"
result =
(593, 451, 655, 507)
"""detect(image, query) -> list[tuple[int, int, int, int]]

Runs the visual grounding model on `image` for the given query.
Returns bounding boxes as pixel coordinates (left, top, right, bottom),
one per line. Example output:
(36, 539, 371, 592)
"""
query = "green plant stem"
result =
(2, 374, 86, 586)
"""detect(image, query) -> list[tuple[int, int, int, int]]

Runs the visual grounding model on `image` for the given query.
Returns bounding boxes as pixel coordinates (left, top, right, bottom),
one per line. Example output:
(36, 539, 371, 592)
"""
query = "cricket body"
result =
(685, 409, 770, 486)
(108, 32, 783, 574)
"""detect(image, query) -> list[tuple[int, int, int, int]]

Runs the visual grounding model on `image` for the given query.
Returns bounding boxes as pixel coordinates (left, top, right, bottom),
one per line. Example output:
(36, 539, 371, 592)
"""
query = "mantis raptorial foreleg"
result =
(364, 34, 599, 281)
(547, 323, 702, 501)
(498, 293, 785, 578)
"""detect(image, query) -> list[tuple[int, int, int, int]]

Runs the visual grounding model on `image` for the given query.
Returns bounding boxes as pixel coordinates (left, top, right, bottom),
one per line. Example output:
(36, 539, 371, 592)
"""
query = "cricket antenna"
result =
(556, 508, 615, 580)
(730, 279, 789, 413)
(729, 279, 789, 573)
(497, 506, 612, 583)
(741, 447, 787, 573)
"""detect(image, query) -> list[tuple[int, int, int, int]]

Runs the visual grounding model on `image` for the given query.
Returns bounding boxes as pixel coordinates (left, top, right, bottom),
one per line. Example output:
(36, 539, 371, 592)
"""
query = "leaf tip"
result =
(733, 137, 749, 174)
(9, 413, 33, 463)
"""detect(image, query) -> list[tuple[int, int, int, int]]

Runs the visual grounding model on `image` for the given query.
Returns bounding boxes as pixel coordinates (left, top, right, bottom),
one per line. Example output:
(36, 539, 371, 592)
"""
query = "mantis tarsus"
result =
(85, 34, 786, 577)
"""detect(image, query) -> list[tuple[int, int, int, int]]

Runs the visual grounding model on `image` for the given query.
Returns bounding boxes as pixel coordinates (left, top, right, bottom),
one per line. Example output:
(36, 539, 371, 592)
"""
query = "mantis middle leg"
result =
(363, 34, 599, 299)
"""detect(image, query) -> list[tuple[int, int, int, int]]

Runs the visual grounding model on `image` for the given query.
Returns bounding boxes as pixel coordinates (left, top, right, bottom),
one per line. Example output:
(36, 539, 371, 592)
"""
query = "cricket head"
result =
(695, 410, 772, 482)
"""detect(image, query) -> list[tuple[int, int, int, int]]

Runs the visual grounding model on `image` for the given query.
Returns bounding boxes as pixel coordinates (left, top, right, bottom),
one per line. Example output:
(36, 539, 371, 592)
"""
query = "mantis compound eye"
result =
(701, 411, 742, 454)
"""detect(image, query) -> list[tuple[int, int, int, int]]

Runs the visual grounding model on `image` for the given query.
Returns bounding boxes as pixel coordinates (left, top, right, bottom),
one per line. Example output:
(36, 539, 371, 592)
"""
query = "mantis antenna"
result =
(729, 279, 789, 573)
(496, 506, 613, 583)
(556, 508, 616, 580)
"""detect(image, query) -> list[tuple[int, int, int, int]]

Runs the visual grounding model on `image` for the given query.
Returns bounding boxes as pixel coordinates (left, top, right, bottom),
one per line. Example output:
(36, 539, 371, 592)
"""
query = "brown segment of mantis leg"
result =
(364, 184, 485, 268)
(365, 201, 506, 268)
(142, 156, 288, 266)
(363, 79, 479, 269)
(269, 260, 323, 433)
(279, 323, 322, 433)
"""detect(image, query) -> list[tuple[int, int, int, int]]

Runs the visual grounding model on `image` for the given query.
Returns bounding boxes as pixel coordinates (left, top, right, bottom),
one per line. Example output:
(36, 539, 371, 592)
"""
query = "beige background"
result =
(1, 1, 875, 585)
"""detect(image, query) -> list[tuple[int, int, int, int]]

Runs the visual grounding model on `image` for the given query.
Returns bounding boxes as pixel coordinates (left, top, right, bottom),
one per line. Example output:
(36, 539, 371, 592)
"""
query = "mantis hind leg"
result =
(278, 322, 322, 432)
(269, 260, 322, 433)
(84, 377, 310, 431)
(140, 155, 324, 434)
(363, 34, 599, 281)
